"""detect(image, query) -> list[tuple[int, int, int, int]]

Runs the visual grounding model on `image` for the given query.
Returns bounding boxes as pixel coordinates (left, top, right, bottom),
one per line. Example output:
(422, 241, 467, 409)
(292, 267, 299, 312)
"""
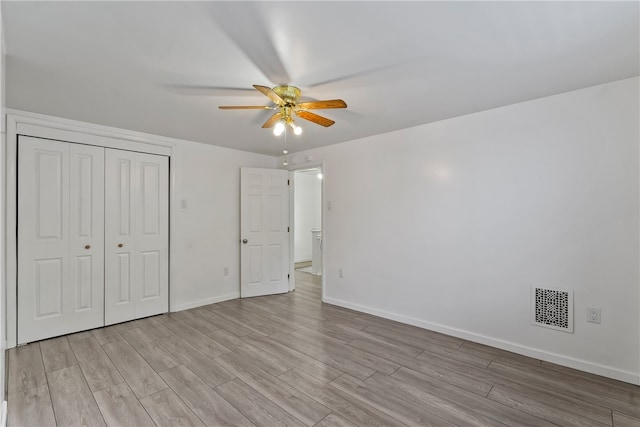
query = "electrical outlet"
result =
(587, 307, 601, 324)
(339, 268, 344, 278)
(223, 267, 229, 276)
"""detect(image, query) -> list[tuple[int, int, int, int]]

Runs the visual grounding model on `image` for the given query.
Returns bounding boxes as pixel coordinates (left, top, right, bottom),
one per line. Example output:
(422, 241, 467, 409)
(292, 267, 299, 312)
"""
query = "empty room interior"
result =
(0, 1, 639, 426)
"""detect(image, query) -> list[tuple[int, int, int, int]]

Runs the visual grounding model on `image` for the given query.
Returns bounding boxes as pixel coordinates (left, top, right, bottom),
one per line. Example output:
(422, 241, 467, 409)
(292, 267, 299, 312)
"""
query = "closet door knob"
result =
(242, 239, 248, 244)
(85, 245, 91, 250)
(118, 243, 123, 248)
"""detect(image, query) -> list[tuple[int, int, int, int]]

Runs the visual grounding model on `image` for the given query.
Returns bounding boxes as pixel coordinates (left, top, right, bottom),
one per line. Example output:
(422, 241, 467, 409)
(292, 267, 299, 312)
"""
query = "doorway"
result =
(292, 167, 323, 294)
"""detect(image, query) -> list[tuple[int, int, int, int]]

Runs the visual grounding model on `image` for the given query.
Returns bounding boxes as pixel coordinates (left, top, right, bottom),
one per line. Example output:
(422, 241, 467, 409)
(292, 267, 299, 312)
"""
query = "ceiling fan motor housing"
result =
(273, 85, 301, 105)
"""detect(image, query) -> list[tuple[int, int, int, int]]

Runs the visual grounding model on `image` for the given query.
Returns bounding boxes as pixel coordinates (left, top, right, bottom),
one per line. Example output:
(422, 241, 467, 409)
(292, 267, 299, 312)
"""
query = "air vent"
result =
(531, 286, 573, 333)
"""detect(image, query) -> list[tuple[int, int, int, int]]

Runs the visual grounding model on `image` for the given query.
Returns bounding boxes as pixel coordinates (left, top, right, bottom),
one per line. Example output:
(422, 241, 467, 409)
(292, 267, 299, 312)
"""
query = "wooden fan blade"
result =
(253, 85, 285, 106)
(297, 99, 347, 110)
(295, 110, 335, 127)
(218, 105, 271, 110)
(262, 112, 283, 128)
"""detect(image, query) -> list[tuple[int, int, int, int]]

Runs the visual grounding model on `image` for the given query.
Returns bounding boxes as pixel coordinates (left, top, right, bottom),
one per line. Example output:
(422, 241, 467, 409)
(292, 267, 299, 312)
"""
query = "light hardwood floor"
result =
(7, 272, 640, 426)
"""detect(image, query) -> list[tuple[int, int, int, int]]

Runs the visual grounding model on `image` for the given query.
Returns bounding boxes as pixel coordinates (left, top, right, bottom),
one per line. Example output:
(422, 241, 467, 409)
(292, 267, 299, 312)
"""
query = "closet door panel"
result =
(116, 253, 132, 304)
(18, 137, 104, 343)
(105, 150, 168, 325)
(134, 154, 168, 318)
(34, 258, 63, 318)
(69, 143, 105, 317)
(105, 151, 136, 324)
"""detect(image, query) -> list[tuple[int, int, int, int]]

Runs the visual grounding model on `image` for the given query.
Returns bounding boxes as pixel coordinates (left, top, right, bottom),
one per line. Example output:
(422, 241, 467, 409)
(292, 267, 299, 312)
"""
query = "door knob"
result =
(242, 239, 248, 244)
(85, 245, 91, 250)
(118, 243, 123, 248)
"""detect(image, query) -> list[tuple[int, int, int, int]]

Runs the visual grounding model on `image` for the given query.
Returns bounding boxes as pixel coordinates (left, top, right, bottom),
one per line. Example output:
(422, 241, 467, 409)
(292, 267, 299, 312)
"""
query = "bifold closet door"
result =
(17, 136, 105, 344)
(104, 149, 169, 325)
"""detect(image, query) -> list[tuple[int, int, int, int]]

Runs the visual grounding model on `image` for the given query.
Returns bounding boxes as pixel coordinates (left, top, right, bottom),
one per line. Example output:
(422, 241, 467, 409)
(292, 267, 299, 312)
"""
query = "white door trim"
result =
(5, 110, 178, 348)
(287, 161, 326, 302)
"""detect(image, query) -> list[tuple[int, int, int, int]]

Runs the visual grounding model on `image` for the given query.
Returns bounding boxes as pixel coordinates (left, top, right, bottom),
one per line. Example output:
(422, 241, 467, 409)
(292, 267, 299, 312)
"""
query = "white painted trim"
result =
(7, 109, 179, 149)
(6, 115, 18, 348)
(287, 171, 296, 292)
(5, 111, 179, 348)
(16, 123, 171, 156)
(323, 296, 640, 386)
(173, 292, 240, 312)
(1, 7, 6, 410)
(0, 400, 6, 427)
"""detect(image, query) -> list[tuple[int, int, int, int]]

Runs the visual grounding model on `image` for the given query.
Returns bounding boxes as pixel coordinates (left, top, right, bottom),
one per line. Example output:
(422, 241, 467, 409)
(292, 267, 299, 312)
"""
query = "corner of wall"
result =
(0, 0, 8, 414)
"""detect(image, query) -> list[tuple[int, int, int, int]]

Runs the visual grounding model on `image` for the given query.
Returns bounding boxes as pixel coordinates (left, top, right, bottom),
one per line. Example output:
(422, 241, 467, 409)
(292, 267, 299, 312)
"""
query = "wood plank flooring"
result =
(7, 272, 640, 426)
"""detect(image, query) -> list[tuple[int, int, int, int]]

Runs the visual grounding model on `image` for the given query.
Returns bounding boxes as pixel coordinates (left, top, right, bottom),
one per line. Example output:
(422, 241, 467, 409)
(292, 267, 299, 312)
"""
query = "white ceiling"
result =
(4, 1, 639, 156)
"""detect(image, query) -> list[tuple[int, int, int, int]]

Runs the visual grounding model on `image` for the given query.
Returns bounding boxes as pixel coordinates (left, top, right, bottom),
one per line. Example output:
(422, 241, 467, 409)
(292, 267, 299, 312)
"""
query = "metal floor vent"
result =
(530, 286, 573, 333)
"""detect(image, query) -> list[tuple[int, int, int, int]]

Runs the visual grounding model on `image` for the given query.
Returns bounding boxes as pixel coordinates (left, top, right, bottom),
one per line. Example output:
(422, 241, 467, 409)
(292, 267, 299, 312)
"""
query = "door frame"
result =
(5, 110, 177, 348)
(287, 161, 325, 299)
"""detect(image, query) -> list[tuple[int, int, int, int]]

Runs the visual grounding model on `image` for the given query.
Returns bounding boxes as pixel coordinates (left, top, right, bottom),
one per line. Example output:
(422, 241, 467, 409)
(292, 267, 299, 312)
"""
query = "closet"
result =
(17, 135, 169, 343)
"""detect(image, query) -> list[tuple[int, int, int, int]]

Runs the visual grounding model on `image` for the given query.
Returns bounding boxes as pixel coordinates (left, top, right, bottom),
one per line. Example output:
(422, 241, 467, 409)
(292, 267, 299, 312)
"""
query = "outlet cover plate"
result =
(587, 307, 601, 324)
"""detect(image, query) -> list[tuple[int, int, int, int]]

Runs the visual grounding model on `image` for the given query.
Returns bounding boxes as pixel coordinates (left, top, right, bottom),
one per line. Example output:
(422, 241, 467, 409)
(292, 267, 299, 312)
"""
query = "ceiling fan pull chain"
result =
(283, 127, 289, 165)
(284, 126, 288, 154)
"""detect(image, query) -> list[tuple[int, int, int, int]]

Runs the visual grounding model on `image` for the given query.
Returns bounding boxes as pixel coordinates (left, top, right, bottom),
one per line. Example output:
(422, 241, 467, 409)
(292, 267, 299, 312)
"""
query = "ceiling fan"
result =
(219, 85, 347, 135)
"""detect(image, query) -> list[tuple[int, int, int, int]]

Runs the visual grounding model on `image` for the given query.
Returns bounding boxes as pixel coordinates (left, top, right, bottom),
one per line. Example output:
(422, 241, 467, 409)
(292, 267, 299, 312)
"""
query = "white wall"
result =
(172, 140, 275, 310)
(282, 77, 640, 384)
(294, 172, 322, 263)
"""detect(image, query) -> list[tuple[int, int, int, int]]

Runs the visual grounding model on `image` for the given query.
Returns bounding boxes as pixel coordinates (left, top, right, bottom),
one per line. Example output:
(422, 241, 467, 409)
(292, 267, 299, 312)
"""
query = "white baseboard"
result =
(323, 296, 640, 386)
(1, 400, 6, 427)
(172, 292, 239, 312)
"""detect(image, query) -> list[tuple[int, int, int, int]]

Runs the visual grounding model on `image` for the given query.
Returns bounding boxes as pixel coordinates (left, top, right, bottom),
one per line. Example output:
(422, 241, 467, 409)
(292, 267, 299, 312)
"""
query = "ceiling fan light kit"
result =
(219, 84, 347, 142)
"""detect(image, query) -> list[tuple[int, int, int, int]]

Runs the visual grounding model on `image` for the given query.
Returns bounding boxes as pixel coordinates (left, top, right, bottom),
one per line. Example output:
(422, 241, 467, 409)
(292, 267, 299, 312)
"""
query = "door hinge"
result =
(288, 226, 290, 232)
(288, 273, 290, 279)
(288, 179, 290, 185)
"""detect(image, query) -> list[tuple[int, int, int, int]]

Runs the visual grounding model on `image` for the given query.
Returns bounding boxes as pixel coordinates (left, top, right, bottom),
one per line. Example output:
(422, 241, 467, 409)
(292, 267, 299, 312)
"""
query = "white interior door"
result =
(240, 167, 290, 297)
(18, 136, 105, 343)
(104, 149, 169, 325)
